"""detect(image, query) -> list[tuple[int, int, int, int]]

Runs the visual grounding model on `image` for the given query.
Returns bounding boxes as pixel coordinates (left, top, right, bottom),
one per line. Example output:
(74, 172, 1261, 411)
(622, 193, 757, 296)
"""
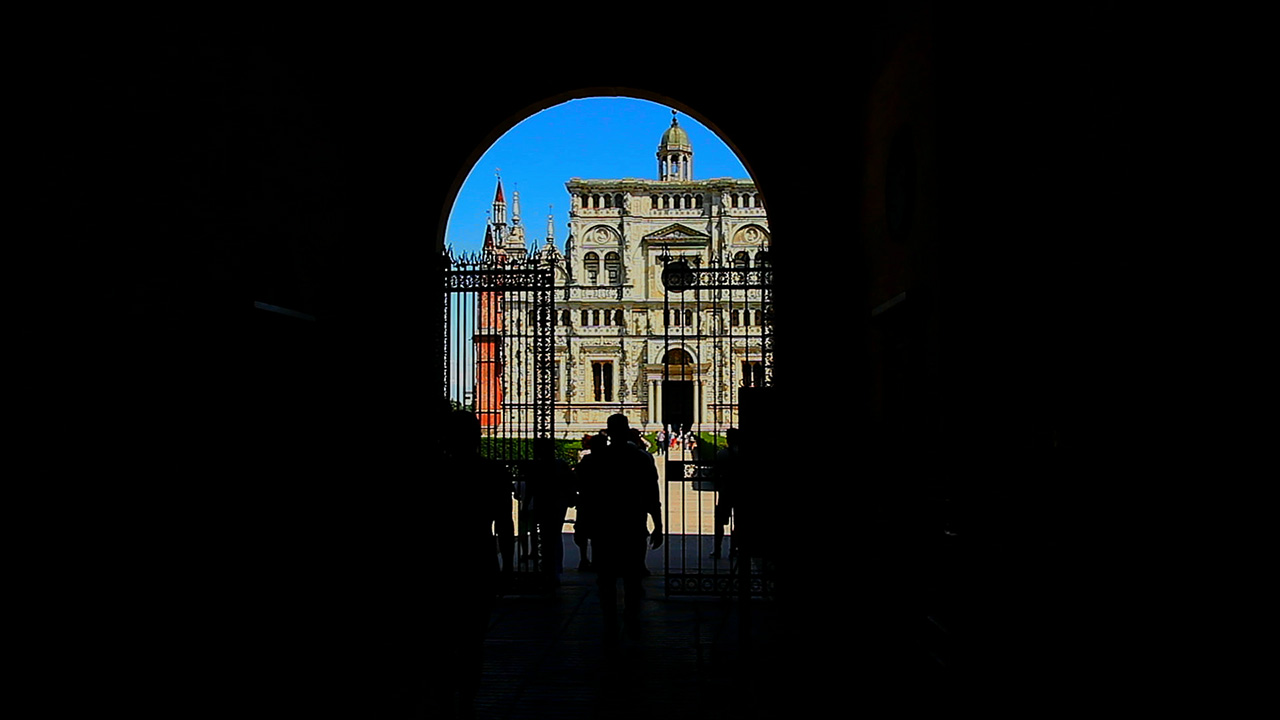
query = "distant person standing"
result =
(578, 414, 663, 642)
(572, 433, 609, 571)
(710, 428, 741, 560)
(529, 438, 574, 586)
(628, 427, 651, 452)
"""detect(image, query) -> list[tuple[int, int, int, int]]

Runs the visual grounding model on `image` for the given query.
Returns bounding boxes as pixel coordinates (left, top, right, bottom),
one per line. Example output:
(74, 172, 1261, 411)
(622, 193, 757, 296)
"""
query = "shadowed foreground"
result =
(468, 562, 778, 720)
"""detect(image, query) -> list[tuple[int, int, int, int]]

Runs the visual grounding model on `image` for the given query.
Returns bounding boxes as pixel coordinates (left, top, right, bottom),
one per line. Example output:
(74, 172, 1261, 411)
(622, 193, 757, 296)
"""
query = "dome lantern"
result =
(657, 110, 693, 181)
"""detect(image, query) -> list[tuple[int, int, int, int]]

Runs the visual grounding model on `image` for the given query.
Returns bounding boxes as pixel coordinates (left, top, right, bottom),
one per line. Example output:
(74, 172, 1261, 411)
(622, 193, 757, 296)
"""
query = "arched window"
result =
(614, 309, 625, 326)
(604, 194, 613, 209)
(663, 195, 671, 209)
(584, 252, 600, 284)
(683, 309, 693, 326)
(664, 348, 694, 367)
(561, 309, 571, 326)
(650, 194, 658, 210)
(730, 309, 741, 327)
(733, 251, 750, 269)
(581, 309, 590, 326)
(695, 195, 704, 209)
(604, 252, 621, 284)
(755, 250, 770, 267)
(591, 309, 601, 326)
(614, 193, 624, 208)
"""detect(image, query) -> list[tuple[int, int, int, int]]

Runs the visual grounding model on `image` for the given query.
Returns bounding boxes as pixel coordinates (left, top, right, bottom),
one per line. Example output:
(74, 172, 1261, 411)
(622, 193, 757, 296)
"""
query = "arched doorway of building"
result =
(661, 347, 697, 431)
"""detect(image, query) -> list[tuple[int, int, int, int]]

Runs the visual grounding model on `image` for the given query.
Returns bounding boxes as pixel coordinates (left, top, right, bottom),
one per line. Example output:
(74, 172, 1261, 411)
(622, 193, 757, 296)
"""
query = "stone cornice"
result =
(566, 178, 757, 192)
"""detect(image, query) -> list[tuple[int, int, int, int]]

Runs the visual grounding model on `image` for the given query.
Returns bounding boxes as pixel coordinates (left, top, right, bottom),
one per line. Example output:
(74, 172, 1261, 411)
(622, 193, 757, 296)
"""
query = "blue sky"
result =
(444, 97, 750, 256)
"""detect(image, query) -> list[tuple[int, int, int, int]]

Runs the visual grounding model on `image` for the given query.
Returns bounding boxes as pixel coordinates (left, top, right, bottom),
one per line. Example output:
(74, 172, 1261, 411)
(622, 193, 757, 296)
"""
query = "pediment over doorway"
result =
(643, 224, 709, 245)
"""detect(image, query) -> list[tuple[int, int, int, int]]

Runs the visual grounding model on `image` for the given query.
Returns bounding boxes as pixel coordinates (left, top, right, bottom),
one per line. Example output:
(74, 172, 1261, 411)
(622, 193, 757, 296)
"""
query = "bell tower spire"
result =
(492, 170, 508, 228)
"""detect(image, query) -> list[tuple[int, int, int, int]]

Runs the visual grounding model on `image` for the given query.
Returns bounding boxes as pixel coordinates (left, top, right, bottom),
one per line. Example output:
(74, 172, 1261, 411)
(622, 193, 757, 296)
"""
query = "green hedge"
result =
(479, 436, 580, 465)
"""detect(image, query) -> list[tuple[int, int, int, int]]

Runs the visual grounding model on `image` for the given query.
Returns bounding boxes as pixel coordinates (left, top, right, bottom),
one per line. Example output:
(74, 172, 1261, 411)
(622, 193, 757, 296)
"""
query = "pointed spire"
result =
(492, 171, 507, 228)
(546, 205, 555, 245)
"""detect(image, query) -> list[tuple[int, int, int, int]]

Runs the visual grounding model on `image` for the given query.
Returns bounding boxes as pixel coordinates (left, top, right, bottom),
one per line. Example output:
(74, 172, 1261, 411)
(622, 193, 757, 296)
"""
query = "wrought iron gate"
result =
(658, 251, 774, 597)
(443, 250, 555, 590)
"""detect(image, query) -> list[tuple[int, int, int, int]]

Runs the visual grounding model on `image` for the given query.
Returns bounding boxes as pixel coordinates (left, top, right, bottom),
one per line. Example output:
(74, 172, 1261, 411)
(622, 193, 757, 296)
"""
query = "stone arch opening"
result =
(441, 90, 774, 596)
(442, 91, 763, 256)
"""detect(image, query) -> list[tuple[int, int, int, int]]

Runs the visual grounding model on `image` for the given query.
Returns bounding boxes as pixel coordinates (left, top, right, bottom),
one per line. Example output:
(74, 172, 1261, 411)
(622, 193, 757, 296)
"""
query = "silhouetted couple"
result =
(576, 413, 663, 642)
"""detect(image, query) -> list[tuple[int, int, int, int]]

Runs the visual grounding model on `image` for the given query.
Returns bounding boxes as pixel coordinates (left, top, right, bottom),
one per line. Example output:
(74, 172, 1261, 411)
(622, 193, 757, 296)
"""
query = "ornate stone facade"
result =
(544, 112, 770, 435)
(475, 112, 770, 437)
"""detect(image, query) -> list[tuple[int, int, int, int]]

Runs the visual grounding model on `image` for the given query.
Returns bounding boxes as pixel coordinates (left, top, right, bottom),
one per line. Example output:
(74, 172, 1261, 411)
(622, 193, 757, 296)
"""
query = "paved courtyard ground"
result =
(471, 547, 778, 719)
(525, 445, 730, 536)
(514, 446, 737, 576)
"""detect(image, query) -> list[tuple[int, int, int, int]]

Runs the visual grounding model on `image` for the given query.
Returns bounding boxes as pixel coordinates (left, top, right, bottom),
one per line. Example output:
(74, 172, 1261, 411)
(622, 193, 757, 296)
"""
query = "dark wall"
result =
(36, 7, 1131, 713)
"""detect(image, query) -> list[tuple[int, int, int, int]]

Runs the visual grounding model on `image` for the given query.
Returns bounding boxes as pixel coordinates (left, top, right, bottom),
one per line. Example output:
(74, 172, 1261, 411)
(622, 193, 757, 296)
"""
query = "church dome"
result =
(659, 113, 692, 150)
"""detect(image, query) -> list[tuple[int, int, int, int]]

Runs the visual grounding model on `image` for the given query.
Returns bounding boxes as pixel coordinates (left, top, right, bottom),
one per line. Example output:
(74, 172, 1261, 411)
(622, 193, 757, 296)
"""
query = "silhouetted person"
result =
(513, 475, 537, 561)
(573, 432, 609, 571)
(441, 409, 514, 713)
(529, 437, 574, 586)
(578, 414, 663, 642)
(626, 426, 651, 452)
(711, 428, 741, 560)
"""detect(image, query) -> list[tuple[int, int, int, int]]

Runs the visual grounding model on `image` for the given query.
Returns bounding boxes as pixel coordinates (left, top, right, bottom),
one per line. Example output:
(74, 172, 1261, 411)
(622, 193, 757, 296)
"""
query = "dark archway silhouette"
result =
(48, 12, 1126, 715)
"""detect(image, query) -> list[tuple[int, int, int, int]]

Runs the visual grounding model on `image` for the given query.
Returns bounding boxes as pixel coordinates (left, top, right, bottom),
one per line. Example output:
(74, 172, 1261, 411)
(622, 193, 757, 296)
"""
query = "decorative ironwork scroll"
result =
(658, 250, 775, 598)
(442, 250, 557, 593)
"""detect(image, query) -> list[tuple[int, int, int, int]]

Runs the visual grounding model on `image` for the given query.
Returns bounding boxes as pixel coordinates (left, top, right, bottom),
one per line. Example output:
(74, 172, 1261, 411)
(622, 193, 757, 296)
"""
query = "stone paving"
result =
(533, 446, 729, 540)
(470, 543, 779, 720)
(466, 446, 782, 718)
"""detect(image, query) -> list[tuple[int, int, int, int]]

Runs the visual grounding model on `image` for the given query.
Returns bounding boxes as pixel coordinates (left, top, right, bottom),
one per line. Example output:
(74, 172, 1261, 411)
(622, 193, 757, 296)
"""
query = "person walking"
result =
(577, 414, 663, 642)
(529, 437, 574, 587)
(710, 428, 741, 560)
